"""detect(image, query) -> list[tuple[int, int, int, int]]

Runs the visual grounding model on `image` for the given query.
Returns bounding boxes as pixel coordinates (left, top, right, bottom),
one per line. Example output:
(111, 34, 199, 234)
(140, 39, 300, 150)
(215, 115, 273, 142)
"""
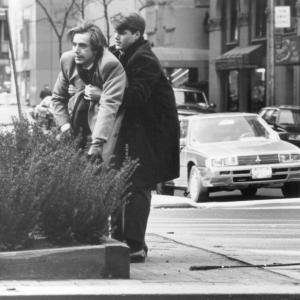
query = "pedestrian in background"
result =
(30, 84, 54, 130)
(39, 84, 52, 101)
(110, 12, 180, 263)
(51, 21, 126, 161)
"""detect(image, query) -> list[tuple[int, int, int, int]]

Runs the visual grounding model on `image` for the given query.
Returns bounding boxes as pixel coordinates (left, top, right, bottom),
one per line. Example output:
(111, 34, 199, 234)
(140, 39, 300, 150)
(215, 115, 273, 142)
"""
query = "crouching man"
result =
(51, 21, 127, 161)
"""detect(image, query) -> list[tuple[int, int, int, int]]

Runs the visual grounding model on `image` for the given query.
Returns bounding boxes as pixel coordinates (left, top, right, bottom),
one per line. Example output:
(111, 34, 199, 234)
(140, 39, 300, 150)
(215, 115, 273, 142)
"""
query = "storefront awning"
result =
(215, 45, 264, 70)
(152, 47, 209, 68)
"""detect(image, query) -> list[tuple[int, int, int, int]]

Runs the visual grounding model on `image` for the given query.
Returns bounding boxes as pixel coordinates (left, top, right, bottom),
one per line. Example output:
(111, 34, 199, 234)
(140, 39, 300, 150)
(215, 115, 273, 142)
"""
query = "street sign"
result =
(275, 6, 291, 28)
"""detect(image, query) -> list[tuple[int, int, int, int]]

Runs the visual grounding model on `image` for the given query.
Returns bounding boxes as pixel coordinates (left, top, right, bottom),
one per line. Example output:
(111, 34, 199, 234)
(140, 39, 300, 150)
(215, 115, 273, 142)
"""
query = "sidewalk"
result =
(1, 196, 300, 299)
(0, 233, 299, 299)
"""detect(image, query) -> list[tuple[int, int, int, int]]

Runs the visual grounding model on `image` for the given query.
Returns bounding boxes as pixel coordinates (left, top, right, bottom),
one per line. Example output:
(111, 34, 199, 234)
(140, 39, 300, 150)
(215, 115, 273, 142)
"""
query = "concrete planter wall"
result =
(0, 241, 129, 280)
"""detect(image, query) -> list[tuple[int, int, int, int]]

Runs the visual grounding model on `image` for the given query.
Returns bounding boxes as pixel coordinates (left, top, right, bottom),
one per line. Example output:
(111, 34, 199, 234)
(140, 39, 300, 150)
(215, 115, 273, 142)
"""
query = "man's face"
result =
(72, 32, 96, 67)
(114, 29, 140, 51)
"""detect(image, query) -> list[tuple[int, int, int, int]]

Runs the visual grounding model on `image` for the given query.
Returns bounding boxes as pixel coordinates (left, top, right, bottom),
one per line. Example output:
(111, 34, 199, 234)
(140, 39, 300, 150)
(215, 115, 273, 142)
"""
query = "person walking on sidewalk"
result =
(110, 12, 180, 263)
(51, 21, 127, 161)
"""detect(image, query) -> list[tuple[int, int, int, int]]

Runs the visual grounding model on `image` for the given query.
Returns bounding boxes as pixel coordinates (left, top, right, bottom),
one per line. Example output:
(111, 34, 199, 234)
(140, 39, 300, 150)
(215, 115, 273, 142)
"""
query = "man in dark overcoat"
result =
(110, 12, 180, 262)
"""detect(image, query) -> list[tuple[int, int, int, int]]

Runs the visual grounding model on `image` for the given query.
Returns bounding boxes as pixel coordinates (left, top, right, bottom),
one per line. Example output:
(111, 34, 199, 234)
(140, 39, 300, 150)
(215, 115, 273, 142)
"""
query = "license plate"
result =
(251, 167, 272, 179)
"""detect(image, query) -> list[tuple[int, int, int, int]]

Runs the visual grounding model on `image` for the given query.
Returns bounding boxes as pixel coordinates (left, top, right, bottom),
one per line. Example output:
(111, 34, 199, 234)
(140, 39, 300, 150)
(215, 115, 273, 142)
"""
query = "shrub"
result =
(0, 117, 138, 251)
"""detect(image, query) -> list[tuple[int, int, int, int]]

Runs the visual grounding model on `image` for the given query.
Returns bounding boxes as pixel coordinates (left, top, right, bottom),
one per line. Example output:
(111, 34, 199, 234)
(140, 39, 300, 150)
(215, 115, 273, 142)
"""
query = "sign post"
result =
(267, 0, 275, 106)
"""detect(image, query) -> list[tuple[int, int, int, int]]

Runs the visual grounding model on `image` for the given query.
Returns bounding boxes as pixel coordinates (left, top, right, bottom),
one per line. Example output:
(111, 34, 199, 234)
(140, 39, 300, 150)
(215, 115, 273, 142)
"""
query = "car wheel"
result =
(240, 187, 257, 198)
(156, 183, 174, 196)
(281, 182, 300, 198)
(188, 166, 209, 202)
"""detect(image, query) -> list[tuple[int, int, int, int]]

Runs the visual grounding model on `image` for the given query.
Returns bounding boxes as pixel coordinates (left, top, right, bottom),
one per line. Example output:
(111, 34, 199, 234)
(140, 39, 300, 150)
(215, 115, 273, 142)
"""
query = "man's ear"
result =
(134, 31, 141, 40)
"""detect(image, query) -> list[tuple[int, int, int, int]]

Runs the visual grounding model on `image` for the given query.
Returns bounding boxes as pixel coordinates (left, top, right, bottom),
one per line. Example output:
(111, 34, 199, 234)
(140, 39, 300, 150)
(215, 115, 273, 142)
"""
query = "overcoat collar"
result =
(120, 37, 149, 65)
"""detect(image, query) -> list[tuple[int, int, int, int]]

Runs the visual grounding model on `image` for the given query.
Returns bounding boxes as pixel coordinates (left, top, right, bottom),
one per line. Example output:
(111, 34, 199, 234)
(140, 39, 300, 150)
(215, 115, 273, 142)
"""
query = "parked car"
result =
(173, 87, 216, 115)
(162, 112, 300, 201)
(259, 106, 300, 147)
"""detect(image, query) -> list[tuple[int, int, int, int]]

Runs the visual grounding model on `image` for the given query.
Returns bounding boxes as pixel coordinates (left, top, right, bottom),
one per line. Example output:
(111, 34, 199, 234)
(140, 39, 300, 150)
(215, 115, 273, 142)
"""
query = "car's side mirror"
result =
(209, 103, 216, 109)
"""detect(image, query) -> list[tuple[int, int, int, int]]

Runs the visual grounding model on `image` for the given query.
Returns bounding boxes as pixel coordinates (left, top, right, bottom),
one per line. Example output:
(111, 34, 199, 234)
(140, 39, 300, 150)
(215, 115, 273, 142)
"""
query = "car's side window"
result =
(270, 110, 279, 124)
(185, 92, 197, 104)
(195, 92, 206, 104)
(180, 119, 188, 138)
(278, 110, 294, 125)
(184, 91, 206, 105)
(263, 109, 275, 122)
(175, 91, 185, 105)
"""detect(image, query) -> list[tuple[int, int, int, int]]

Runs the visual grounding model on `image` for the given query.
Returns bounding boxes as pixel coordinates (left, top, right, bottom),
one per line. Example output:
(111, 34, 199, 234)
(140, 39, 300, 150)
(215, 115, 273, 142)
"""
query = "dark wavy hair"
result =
(68, 21, 108, 59)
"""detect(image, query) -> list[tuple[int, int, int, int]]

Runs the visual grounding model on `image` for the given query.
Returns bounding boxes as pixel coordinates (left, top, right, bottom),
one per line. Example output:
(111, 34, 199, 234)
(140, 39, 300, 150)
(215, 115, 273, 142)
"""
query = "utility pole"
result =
(267, 0, 275, 106)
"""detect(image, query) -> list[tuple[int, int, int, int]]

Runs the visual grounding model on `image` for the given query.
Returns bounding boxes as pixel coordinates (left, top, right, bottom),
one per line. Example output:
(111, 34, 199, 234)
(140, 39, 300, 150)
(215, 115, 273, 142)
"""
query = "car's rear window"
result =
(278, 109, 300, 126)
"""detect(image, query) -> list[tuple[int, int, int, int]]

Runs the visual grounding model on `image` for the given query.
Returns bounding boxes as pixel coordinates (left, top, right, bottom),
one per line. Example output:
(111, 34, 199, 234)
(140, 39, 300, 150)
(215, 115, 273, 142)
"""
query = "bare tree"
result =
(137, 0, 154, 11)
(73, 0, 115, 45)
(101, 0, 113, 44)
(73, 0, 86, 19)
(36, 0, 77, 57)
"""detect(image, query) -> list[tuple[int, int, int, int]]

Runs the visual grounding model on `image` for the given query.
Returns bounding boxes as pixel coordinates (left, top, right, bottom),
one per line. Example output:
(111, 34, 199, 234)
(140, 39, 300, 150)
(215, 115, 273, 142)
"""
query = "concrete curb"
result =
(151, 195, 300, 209)
(0, 281, 300, 299)
(0, 242, 129, 280)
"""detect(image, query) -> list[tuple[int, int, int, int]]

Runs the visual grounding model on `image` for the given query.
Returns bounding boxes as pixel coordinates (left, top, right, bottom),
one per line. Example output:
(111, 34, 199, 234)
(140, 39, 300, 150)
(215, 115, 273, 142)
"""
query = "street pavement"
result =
(0, 195, 300, 299)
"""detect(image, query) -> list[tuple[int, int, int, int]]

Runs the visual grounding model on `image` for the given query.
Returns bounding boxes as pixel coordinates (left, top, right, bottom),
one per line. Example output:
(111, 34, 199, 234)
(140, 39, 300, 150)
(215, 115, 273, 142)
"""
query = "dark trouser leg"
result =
(112, 186, 151, 252)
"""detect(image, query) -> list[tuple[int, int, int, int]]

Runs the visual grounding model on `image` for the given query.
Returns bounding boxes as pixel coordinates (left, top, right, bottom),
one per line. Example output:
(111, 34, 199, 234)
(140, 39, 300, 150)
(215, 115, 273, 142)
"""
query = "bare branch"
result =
(138, 0, 155, 11)
(36, 0, 60, 38)
(60, 0, 76, 37)
(36, 0, 78, 57)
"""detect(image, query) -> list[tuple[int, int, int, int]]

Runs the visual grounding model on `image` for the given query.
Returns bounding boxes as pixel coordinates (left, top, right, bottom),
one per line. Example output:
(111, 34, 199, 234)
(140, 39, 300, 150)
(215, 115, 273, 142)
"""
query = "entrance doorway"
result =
(249, 68, 266, 113)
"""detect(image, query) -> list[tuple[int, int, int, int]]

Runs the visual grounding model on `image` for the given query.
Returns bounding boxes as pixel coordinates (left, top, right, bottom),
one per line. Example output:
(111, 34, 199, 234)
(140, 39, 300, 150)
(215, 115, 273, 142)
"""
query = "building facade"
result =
(0, 0, 9, 93)
(143, 0, 209, 89)
(7, 0, 300, 111)
(209, 0, 300, 113)
(8, 0, 137, 106)
(9, 0, 77, 105)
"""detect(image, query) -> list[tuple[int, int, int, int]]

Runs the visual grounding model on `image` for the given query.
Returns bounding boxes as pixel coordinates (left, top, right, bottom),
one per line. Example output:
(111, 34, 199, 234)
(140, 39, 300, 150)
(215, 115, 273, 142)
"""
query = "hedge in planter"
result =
(0, 117, 138, 251)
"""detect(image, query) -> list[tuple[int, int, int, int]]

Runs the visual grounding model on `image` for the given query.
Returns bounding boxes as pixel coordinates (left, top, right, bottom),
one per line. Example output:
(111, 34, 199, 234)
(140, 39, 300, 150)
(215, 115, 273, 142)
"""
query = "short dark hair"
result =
(111, 12, 145, 35)
(68, 21, 108, 56)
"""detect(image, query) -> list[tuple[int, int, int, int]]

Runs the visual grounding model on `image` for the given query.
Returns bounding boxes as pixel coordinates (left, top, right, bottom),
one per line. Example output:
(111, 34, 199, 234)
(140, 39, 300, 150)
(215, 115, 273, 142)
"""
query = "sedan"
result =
(259, 106, 300, 147)
(164, 113, 300, 202)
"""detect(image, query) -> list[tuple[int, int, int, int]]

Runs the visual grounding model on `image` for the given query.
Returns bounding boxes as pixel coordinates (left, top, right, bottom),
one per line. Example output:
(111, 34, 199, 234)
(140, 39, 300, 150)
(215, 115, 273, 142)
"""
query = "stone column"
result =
(238, 0, 249, 47)
(208, 0, 223, 111)
(238, 1, 250, 111)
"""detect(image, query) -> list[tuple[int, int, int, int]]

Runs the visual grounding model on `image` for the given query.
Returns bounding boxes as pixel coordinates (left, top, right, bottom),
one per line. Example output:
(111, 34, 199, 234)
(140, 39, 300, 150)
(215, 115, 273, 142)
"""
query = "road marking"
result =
(228, 206, 300, 210)
(246, 249, 300, 256)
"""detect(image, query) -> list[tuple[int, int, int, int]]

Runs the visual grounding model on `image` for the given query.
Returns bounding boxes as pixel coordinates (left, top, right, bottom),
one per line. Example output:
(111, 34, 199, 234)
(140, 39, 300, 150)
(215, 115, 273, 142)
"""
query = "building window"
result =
(0, 20, 9, 53)
(226, 0, 239, 43)
(252, 0, 267, 39)
(20, 19, 30, 58)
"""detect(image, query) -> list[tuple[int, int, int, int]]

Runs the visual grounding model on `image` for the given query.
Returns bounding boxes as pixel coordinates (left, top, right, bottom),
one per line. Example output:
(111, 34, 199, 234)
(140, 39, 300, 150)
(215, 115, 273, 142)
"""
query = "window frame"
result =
(225, 0, 239, 45)
(251, 0, 267, 41)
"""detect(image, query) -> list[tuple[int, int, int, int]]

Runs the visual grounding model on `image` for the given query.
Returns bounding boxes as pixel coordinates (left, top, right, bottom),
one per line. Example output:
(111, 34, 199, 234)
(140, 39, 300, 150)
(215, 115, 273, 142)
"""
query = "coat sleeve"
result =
(51, 52, 72, 127)
(123, 53, 161, 109)
(91, 54, 127, 144)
